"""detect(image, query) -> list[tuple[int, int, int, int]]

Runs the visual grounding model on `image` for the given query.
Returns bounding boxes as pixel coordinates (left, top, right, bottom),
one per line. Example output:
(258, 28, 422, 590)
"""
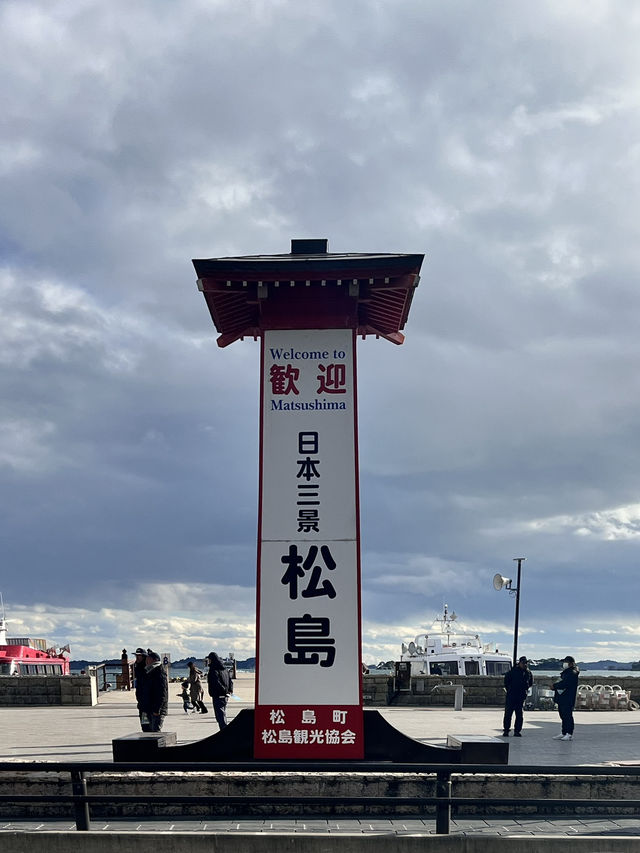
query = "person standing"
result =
(206, 651, 233, 729)
(502, 656, 533, 737)
(140, 649, 168, 732)
(552, 655, 580, 740)
(187, 661, 208, 713)
(133, 647, 150, 731)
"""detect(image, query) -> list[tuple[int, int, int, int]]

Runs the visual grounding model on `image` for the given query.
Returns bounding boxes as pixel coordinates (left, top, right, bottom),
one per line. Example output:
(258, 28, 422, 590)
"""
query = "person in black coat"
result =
(502, 656, 533, 737)
(133, 647, 150, 731)
(139, 649, 169, 732)
(206, 651, 233, 730)
(552, 655, 580, 740)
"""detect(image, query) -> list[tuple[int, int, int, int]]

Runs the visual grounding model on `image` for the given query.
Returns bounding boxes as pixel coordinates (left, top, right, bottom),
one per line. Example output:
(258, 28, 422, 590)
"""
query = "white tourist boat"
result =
(399, 604, 513, 677)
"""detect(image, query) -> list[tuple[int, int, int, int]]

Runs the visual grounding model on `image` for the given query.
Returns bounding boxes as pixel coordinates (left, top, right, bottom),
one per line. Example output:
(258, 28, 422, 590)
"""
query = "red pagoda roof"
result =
(193, 239, 424, 347)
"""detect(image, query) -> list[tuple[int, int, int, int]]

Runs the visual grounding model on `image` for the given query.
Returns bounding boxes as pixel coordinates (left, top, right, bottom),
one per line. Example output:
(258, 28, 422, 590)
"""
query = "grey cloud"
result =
(2, 0, 640, 661)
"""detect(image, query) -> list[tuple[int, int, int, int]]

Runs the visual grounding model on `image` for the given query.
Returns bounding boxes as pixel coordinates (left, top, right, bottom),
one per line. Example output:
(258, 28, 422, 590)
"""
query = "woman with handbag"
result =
(187, 661, 208, 713)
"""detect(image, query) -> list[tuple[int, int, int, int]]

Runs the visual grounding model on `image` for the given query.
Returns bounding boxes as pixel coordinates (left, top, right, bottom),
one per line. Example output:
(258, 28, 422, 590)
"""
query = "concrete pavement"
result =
(2, 674, 640, 838)
(1, 673, 639, 766)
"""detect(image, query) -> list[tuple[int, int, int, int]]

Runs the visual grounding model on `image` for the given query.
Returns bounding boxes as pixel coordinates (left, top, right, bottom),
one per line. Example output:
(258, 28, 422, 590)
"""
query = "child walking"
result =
(178, 681, 194, 714)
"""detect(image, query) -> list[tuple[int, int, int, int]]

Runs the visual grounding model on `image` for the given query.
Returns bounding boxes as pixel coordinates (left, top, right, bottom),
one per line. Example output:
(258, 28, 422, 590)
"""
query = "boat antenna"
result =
(443, 603, 451, 644)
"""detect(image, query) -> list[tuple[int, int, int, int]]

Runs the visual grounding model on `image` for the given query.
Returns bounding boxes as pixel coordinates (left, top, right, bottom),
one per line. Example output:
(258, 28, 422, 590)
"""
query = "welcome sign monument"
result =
(194, 239, 424, 759)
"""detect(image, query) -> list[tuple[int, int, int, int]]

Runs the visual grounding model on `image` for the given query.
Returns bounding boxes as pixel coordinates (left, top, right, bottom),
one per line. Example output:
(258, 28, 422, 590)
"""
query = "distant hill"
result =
(70, 656, 257, 669)
(70, 656, 638, 671)
(169, 657, 256, 670)
(529, 657, 637, 671)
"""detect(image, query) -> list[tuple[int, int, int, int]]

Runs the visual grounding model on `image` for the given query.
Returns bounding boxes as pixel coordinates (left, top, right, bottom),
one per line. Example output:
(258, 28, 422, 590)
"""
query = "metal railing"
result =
(1, 760, 639, 834)
(87, 664, 108, 692)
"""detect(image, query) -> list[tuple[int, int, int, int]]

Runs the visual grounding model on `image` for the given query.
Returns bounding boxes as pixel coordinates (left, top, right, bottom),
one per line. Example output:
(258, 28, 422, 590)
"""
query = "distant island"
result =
(70, 655, 640, 671)
(528, 657, 640, 671)
(71, 655, 257, 670)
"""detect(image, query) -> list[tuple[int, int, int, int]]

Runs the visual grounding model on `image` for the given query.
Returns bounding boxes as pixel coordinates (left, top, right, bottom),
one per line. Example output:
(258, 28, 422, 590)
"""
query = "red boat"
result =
(0, 606, 70, 676)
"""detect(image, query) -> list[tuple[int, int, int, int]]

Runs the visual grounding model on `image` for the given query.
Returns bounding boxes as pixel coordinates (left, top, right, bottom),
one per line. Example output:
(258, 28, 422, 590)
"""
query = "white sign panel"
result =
(255, 329, 363, 758)
(258, 540, 360, 704)
(260, 333, 357, 543)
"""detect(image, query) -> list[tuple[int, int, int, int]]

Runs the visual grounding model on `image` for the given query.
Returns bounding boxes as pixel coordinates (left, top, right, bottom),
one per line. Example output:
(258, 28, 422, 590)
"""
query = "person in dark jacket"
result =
(133, 647, 150, 731)
(502, 656, 534, 736)
(206, 651, 233, 729)
(552, 655, 580, 740)
(139, 649, 169, 732)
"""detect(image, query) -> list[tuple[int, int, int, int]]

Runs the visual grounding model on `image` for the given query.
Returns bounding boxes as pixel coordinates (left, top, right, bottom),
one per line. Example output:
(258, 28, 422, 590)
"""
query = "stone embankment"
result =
(363, 674, 640, 706)
(3, 768, 640, 819)
(0, 675, 97, 706)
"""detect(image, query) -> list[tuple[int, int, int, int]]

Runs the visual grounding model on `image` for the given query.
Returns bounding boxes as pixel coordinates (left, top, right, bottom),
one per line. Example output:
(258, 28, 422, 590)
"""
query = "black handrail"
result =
(4, 760, 640, 773)
(1, 760, 639, 835)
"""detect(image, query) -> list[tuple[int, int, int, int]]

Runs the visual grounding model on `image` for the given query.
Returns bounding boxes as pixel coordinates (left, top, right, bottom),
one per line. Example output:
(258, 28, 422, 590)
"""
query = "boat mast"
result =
(441, 604, 457, 645)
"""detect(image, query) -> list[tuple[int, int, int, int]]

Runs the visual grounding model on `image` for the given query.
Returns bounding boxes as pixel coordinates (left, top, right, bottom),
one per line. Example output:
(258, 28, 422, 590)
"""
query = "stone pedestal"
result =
(112, 731, 177, 762)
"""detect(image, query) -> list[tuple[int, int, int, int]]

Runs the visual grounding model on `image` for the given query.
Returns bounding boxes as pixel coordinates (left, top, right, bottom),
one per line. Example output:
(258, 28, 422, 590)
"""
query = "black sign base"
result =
(112, 709, 508, 764)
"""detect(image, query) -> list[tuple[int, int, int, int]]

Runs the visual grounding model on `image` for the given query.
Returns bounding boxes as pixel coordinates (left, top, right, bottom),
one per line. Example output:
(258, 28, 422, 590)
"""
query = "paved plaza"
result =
(3, 816, 640, 836)
(2, 674, 640, 837)
(2, 674, 639, 766)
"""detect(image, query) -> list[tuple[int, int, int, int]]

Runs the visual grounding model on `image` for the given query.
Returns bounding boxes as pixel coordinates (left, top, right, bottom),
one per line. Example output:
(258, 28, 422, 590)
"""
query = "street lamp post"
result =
(493, 557, 526, 666)
(511, 557, 525, 665)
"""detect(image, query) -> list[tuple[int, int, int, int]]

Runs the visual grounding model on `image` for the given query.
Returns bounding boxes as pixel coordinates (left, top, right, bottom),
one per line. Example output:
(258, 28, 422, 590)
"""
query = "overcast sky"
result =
(2, 0, 640, 666)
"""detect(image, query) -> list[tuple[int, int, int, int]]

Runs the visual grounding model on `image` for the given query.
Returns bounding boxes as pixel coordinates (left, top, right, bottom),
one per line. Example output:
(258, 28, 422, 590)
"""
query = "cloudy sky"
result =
(2, 0, 640, 666)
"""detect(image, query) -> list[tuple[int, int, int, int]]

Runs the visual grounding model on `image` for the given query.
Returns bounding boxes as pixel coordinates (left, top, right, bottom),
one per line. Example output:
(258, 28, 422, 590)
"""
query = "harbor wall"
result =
(0, 674, 98, 706)
(363, 674, 640, 706)
(2, 769, 640, 818)
(3, 833, 640, 853)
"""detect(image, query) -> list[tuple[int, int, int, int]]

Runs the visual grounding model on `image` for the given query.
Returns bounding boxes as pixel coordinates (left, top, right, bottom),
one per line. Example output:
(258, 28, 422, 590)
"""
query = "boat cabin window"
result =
(486, 661, 511, 676)
(0, 664, 12, 675)
(463, 660, 480, 675)
(21, 664, 46, 675)
(431, 661, 458, 676)
(14, 663, 64, 676)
